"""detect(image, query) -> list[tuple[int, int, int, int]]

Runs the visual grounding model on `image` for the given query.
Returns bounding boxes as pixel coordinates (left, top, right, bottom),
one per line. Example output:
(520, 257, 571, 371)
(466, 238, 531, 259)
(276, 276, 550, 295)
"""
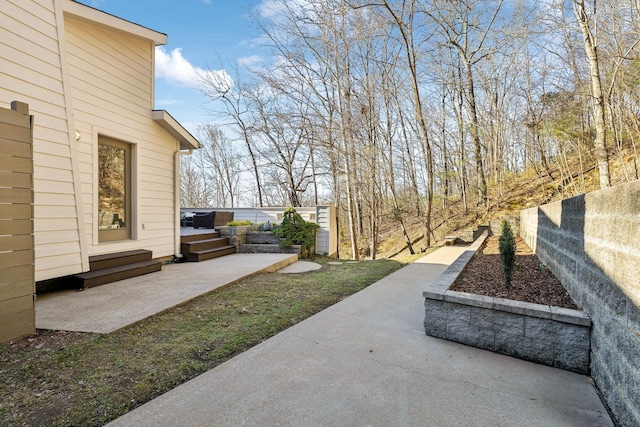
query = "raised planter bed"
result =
(423, 232, 591, 374)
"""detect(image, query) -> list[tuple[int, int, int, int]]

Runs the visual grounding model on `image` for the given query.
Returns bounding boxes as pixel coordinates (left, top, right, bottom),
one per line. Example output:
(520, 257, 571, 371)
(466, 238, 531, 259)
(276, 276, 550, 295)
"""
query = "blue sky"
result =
(77, 0, 272, 135)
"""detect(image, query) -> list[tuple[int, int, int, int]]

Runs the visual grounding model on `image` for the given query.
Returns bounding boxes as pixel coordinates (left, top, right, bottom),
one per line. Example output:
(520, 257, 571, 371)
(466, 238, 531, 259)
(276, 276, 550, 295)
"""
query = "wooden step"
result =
(89, 249, 153, 271)
(180, 232, 220, 243)
(186, 245, 236, 262)
(75, 260, 162, 289)
(181, 237, 231, 254)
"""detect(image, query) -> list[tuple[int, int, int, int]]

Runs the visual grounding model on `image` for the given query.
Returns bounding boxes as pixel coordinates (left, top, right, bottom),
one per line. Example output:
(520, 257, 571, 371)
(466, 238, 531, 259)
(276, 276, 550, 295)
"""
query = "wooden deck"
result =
(180, 227, 221, 237)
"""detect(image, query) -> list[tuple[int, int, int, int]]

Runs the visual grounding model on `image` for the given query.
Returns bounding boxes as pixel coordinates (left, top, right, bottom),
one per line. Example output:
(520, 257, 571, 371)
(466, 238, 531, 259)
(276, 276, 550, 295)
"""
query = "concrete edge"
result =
(94, 254, 300, 335)
(256, 254, 299, 273)
(422, 231, 488, 300)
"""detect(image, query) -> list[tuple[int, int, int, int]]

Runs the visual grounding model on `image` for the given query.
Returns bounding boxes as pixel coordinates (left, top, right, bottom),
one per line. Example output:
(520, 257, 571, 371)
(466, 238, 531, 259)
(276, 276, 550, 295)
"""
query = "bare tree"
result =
(198, 125, 242, 207)
(350, 0, 436, 249)
(424, 0, 509, 205)
(199, 69, 265, 205)
(572, 0, 611, 188)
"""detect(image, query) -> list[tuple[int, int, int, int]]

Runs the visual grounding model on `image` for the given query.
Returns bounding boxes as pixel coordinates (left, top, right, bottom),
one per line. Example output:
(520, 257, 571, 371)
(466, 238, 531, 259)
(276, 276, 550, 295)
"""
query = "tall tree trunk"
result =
(573, 0, 611, 188)
(454, 63, 469, 211)
(378, 0, 434, 249)
(441, 88, 450, 207)
(340, 87, 360, 260)
(463, 58, 489, 204)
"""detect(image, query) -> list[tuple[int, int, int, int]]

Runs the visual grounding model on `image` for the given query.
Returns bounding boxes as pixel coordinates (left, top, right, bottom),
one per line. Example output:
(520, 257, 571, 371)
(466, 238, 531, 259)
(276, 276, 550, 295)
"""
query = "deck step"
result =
(180, 232, 220, 243)
(180, 232, 235, 262)
(182, 237, 232, 254)
(89, 249, 153, 271)
(75, 259, 162, 289)
(186, 245, 236, 262)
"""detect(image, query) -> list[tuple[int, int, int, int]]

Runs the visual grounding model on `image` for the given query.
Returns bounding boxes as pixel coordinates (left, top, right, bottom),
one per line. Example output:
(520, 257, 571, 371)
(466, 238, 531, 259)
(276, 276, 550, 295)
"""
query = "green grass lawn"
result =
(0, 257, 404, 426)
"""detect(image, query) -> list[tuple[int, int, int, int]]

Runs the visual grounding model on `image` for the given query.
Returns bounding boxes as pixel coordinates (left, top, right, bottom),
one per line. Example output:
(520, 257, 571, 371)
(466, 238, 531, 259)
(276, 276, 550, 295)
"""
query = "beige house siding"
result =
(64, 15, 178, 259)
(1, 0, 193, 282)
(0, 0, 84, 281)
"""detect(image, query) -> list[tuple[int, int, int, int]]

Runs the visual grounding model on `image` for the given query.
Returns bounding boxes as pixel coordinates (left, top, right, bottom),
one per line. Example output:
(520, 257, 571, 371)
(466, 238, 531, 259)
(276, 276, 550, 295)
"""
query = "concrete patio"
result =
(36, 253, 298, 334)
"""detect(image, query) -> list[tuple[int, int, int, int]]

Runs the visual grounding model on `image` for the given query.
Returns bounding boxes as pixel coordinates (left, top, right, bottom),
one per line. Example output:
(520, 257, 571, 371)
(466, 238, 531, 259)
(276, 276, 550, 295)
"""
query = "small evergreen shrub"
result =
(273, 207, 319, 259)
(499, 219, 516, 292)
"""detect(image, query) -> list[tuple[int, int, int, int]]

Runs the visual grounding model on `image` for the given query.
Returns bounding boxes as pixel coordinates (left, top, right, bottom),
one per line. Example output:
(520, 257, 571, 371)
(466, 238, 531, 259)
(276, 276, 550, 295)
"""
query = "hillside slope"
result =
(372, 151, 638, 260)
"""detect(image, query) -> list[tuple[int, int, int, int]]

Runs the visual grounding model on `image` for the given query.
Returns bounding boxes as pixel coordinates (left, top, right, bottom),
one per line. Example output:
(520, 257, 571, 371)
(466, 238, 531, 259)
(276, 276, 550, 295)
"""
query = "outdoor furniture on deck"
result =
(180, 212, 194, 227)
(192, 211, 234, 229)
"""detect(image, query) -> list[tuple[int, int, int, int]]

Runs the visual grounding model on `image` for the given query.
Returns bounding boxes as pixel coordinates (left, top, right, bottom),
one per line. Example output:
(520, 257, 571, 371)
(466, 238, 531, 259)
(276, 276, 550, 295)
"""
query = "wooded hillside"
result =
(181, 0, 640, 260)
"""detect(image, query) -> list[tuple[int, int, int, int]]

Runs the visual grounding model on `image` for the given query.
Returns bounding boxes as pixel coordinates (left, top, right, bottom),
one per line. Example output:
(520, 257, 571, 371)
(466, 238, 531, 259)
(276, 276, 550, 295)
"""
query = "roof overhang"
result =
(64, 1, 167, 45)
(152, 110, 201, 150)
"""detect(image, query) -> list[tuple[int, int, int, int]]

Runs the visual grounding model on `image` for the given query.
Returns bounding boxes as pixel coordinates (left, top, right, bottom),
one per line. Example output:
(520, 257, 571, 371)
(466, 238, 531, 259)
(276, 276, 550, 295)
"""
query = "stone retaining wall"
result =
(236, 230, 302, 255)
(520, 181, 640, 426)
(423, 232, 591, 374)
(424, 292, 591, 373)
(218, 225, 260, 250)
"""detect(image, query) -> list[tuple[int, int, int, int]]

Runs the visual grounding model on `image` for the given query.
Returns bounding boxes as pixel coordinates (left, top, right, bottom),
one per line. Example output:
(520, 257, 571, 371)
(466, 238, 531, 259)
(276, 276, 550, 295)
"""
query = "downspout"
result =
(175, 147, 193, 259)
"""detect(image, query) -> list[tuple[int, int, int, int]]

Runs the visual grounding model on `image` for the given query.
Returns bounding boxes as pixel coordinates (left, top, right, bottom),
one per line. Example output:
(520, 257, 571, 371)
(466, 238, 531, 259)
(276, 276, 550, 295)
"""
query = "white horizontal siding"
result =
(35, 229, 81, 245)
(315, 206, 330, 254)
(65, 18, 151, 111)
(0, 0, 84, 281)
(3, 1, 58, 42)
(35, 253, 83, 279)
(65, 14, 178, 259)
(2, 56, 65, 95)
(34, 218, 79, 233)
(33, 152, 72, 171)
(4, 1, 185, 274)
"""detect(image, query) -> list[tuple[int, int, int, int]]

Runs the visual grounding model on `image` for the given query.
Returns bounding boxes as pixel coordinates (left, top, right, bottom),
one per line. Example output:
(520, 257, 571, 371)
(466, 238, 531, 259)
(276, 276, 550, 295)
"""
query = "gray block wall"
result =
(424, 294, 591, 373)
(520, 181, 640, 427)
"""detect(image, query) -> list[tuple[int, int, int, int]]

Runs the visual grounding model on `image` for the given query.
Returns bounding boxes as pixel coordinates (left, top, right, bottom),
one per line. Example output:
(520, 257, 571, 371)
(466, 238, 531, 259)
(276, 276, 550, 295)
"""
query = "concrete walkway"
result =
(108, 246, 612, 427)
(36, 253, 297, 334)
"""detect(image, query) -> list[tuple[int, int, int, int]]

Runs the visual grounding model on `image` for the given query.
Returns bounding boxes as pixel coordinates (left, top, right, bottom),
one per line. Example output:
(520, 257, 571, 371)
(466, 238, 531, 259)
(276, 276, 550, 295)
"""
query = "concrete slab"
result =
(108, 246, 612, 427)
(277, 261, 322, 274)
(36, 253, 298, 334)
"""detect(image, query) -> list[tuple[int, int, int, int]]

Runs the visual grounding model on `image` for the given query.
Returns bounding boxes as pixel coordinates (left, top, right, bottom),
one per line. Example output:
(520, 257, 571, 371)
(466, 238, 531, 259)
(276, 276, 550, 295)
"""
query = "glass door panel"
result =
(98, 138, 130, 242)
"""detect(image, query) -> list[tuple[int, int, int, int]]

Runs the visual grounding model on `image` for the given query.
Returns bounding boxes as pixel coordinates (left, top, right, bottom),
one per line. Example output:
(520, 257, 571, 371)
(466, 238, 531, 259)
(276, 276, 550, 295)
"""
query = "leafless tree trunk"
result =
(573, 0, 611, 188)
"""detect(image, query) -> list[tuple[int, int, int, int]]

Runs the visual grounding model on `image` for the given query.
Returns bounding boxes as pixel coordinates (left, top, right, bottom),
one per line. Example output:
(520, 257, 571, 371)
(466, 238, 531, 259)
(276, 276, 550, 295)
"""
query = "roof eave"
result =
(152, 110, 201, 150)
(64, 1, 167, 45)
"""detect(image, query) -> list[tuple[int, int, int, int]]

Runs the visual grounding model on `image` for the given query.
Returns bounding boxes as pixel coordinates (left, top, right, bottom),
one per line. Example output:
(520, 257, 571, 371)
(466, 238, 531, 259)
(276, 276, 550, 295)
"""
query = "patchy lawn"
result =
(0, 257, 403, 426)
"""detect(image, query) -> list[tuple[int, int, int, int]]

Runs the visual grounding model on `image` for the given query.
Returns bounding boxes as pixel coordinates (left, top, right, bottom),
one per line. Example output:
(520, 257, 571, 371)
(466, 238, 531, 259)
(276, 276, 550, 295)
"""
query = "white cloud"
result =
(155, 47, 200, 88)
(256, 0, 288, 19)
(237, 55, 264, 67)
(256, 0, 310, 21)
(155, 46, 233, 92)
